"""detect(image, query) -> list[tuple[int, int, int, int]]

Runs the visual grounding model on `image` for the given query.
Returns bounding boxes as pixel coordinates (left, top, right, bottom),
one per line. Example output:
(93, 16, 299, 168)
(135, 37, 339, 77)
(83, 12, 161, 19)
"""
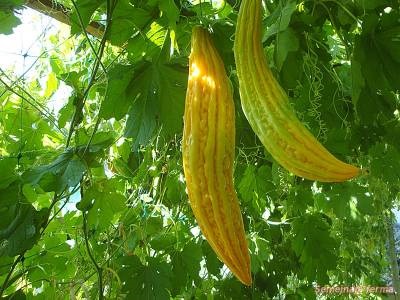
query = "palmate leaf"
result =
(22, 150, 86, 193)
(291, 214, 339, 283)
(21, 133, 112, 193)
(0, 157, 17, 189)
(149, 232, 177, 251)
(171, 239, 202, 293)
(124, 62, 158, 148)
(78, 179, 126, 229)
(102, 58, 186, 150)
(354, 0, 391, 10)
(0, 0, 24, 9)
(202, 241, 223, 277)
(125, 61, 186, 148)
(369, 143, 400, 184)
(101, 64, 135, 121)
(0, 0, 23, 35)
(70, 0, 104, 35)
(264, 0, 297, 40)
(106, 0, 152, 46)
(351, 11, 400, 124)
(157, 0, 179, 26)
(238, 165, 275, 215)
(0, 181, 48, 257)
(0, 11, 21, 35)
(314, 182, 374, 218)
(126, 20, 169, 62)
(118, 256, 172, 300)
(163, 167, 186, 208)
(274, 28, 299, 71)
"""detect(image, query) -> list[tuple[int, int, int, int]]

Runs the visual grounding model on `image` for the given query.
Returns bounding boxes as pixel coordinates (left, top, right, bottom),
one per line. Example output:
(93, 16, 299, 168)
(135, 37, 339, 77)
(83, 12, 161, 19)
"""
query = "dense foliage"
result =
(0, 0, 399, 299)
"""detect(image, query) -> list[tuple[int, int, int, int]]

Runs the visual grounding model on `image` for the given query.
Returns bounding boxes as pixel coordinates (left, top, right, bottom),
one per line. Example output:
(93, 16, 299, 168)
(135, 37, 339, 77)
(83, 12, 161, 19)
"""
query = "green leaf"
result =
(164, 168, 186, 207)
(125, 95, 157, 149)
(118, 256, 172, 300)
(124, 62, 157, 148)
(0, 157, 17, 189)
(75, 131, 115, 154)
(157, 63, 187, 134)
(106, 0, 152, 46)
(150, 232, 177, 251)
(158, 0, 179, 26)
(171, 240, 202, 292)
(22, 184, 37, 203)
(0, 256, 14, 276)
(145, 216, 163, 236)
(238, 165, 257, 203)
(264, 0, 297, 40)
(126, 22, 169, 62)
(189, 3, 214, 17)
(0, 11, 21, 35)
(369, 143, 400, 184)
(279, 51, 303, 88)
(62, 156, 86, 187)
(22, 151, 86, 193)
(0, 182, 49, 256)
(57, 71, 83, 91)
(354, 0, 390, 10)
(286, 187, 313, 213)
(180, 240, 202, 277)
(43, 72, 59, 98)
(111, 157, 135, 178)
(84, 179, 126, 229)
(249, 235, 271, 274)
(70, 0, 104, 35)
(124, 61, 186, 149)
(202, 241, 222, 277)
(275, 28, 299, 71)
(324, 128, 352, 156)
(238, 165, 275, 215)
(351, 28, 398, 123)
(0, 0, 24, 9)
(291, 214, 338, 283)
(101, 64, 135, 120)
(314, 183, 372, 218)
(58, 96, 74, 128)
(376, 25, 400, 64)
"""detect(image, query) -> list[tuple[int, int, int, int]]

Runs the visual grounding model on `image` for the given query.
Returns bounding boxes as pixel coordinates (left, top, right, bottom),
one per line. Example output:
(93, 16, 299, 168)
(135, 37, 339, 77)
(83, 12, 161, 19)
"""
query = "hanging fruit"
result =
(182, 26, 252, 285)
(234, 0, 360, 182)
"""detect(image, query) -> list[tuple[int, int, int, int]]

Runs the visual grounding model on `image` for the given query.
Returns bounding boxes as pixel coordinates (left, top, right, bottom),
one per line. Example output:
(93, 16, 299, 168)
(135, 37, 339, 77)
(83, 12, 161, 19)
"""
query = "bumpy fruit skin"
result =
(182, 26, 252, 285)
(234, 0, 360, 182)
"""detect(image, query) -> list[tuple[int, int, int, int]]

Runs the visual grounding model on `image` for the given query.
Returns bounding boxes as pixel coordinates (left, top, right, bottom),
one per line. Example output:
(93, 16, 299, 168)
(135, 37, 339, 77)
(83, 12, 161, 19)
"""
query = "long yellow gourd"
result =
(182, 26, 252, 285)
(234, 0, 360, 182)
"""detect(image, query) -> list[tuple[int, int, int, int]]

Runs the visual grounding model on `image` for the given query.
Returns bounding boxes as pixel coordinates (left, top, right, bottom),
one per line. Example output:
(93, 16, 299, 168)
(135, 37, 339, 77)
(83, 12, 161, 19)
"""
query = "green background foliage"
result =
(0, 0, 399, 299)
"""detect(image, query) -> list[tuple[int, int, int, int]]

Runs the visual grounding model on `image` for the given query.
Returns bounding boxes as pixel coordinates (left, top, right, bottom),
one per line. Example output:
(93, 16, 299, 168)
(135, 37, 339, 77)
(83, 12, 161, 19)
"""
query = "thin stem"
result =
(65, 0, 114, 148)
(316, 1, 352, 59)
(83, 212, 103, 300)
(81, 0, 117, 157)
(322, 0, 360, 24)
(70, 0, 107, 73)
(0, 255, 24, 297)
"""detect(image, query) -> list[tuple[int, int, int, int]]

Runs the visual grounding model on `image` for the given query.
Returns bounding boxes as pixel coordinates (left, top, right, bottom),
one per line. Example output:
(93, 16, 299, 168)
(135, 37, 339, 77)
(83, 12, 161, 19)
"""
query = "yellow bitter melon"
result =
(182, 26, 251, 285)
(234, 0, 360, 182)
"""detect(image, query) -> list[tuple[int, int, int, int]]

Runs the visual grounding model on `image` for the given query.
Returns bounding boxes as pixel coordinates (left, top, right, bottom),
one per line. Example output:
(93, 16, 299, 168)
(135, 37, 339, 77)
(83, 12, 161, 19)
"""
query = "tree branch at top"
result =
(24, 0, 104, 38)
